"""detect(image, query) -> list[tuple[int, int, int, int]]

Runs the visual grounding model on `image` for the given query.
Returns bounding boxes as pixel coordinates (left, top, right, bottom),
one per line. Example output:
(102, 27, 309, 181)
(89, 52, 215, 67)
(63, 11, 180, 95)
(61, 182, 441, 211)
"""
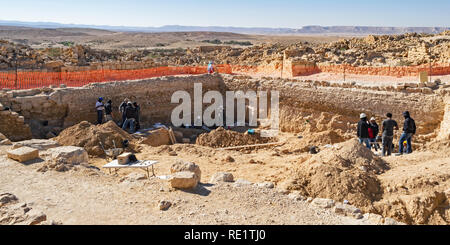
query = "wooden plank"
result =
(168, 127, 177, 144)
(217, 141, 284, 150)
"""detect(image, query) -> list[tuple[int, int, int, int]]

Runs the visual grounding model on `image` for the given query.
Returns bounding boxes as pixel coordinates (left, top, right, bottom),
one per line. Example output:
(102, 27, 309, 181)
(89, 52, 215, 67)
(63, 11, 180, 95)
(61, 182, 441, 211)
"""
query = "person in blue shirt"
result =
(207, 61, 215, 74)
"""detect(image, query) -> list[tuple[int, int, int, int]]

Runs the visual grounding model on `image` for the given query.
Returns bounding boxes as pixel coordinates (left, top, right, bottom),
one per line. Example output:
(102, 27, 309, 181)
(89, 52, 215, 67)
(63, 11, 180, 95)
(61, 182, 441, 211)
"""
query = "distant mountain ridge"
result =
(0, 19, 449, 35)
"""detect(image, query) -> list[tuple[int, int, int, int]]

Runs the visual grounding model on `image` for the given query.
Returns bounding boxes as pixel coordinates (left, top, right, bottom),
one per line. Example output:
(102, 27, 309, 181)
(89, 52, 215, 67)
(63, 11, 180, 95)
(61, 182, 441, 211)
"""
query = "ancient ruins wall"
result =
(1, 74, 448, 142)
(438, 96, 450, 140)
(0, 74, 225, 140)
(221, 75, 447, 138)
(232, 62, 450, 78)
(0, 102, 32, 141)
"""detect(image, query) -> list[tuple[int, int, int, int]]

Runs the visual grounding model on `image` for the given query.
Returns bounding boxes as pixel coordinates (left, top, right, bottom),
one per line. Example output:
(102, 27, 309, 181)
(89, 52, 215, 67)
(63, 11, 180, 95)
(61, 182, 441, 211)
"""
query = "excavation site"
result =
(1, 30, 450, 226)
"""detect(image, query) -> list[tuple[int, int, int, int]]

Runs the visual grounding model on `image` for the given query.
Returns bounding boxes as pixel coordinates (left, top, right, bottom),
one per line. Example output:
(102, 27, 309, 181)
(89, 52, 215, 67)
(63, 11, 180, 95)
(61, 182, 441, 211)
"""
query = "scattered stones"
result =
(158, 200, 172, 211)
(288, 192, 306, 201)
(7, 146, 39, 163)
(233, 179, 253, 187)
(311, 198, 336, 209)
(210, 172, 234, 183)
(225, 155, 235, 162)
(257, 182, 275, 189)
(333, 203, 363, 219)
(0, 193, 18, 207)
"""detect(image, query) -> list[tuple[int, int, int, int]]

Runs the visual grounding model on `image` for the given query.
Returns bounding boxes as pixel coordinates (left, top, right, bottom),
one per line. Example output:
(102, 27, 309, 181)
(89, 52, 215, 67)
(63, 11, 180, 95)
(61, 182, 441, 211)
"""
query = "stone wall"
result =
(0, 74, 448, 142)
(0, 74, 225, 139)
(438, 96, 450, 140)
(0, 102, 32, 141)
(221, 75, 446, 140)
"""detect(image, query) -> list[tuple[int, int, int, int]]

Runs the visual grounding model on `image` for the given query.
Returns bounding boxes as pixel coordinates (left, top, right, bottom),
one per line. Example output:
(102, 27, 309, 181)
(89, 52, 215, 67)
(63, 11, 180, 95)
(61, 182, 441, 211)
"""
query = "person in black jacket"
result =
(381, 113, 399, 156)
(119, 98, 129, 127)
(105, 100, 113, 122)
(122, 102, 137, 133)
(133, 102, 141, 131)
(397, 111, 416, 155)
(357, 113, 371, 149)
(369, 117, 380, 151)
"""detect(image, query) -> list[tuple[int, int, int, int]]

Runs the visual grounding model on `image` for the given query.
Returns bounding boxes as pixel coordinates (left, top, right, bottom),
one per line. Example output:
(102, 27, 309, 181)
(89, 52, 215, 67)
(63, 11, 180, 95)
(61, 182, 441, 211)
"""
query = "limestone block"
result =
(46, 146, 88, 165)
(210, 172, 234, 183)
(7, 147, 39, 163)
(12, 139, 60, 151)
(169, 171, 198, 189)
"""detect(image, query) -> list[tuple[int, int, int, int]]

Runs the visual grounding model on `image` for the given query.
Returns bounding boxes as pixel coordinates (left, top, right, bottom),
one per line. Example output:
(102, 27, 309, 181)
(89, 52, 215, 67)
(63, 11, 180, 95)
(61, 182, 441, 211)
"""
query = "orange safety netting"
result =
(0, 65, 232, 89)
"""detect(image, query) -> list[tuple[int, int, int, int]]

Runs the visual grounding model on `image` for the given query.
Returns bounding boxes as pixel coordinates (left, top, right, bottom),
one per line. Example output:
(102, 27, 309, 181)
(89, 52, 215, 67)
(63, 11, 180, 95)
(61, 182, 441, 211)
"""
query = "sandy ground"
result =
(0, 144, 375, 225)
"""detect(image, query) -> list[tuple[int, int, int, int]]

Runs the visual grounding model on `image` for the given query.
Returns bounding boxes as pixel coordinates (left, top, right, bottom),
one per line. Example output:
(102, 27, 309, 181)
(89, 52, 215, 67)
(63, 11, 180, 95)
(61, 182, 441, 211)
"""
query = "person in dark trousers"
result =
(368, 117, 380, 151)
(122, 102, 137, 133)
(105, 100, 113, 122)
(381, 113, 399, 156)
(397, 111, 416, 155)
(119, 98, 129, 127)
(95, 97, 105, 125)
(133, 102, 141, 131)
(357, 113, 371, 149)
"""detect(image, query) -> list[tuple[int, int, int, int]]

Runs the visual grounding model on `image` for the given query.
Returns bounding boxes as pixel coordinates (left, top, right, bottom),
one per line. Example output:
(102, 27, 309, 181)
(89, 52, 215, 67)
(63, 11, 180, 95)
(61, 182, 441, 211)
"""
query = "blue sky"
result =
(1, 0, 449, 28)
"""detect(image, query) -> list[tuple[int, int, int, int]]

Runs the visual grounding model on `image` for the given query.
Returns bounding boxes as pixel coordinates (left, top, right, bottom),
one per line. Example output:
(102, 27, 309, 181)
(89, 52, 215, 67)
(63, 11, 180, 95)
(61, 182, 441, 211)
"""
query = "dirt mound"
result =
(284, 139, 389, 211)
(282, 130, 347, 154)
(195, 127, 275, 148)
(54, 121, 139, 156)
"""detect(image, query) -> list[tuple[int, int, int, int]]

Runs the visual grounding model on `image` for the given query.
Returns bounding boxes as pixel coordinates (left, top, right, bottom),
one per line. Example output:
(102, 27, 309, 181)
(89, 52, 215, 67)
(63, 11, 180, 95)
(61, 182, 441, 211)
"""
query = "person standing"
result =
(357, 113, 371, 149)
(105, 100, 113, 122)
(119, 98, 129, 127)
(397, 111, 416, 155)
(95, 97, 105, 125)
(207, 61, 215, 74)
(381, 113, 399, 156)
(122, 102, 136, 133)
(133, 102, 141, 131)
(368, 117, 380, 151)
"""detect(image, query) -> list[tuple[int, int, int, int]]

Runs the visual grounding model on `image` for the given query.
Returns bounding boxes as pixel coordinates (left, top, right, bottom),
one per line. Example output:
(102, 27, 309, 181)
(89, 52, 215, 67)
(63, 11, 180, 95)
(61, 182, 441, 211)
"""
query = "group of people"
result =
(95, 97, 141, 133)
(357, 111, 416, 156)
(119, 98, 141, 133)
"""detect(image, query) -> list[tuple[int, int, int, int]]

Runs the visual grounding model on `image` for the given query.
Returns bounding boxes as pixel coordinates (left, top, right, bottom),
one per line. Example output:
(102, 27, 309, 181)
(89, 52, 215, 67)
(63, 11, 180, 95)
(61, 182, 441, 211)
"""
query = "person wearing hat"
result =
(95, 97, 105, 125)
(381, 113, 399, 156)
(397, 111, 416, 155)
(368, 117, 380, 151)
(207, 61, 215, 74)
(357, 113, 371, 149)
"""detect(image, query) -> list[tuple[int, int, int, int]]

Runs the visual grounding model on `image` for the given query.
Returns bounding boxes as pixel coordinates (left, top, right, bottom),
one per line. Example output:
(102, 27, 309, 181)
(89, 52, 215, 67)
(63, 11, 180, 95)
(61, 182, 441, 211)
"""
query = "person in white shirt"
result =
(96, 97, 105, 125)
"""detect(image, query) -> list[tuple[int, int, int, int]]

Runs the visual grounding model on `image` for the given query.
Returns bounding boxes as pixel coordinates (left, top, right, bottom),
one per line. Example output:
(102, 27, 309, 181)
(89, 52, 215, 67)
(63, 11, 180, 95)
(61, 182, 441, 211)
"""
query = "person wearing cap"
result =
(95, 97, 105, 125)
(368, 117, 380, 151)
(357, 113, 371, 149)
(207, 61, 215, 74)
(381, 113, 399, 156)
(122, 102, 137, 133)
(397, 111, 416, 155)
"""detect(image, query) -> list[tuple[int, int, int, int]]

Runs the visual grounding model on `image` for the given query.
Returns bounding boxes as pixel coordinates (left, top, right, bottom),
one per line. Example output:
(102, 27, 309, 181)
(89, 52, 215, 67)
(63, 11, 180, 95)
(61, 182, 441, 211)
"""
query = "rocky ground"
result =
(0, 144, 383, 225)
(1, 31, 449, 71)
(1, 123, 448, 225)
